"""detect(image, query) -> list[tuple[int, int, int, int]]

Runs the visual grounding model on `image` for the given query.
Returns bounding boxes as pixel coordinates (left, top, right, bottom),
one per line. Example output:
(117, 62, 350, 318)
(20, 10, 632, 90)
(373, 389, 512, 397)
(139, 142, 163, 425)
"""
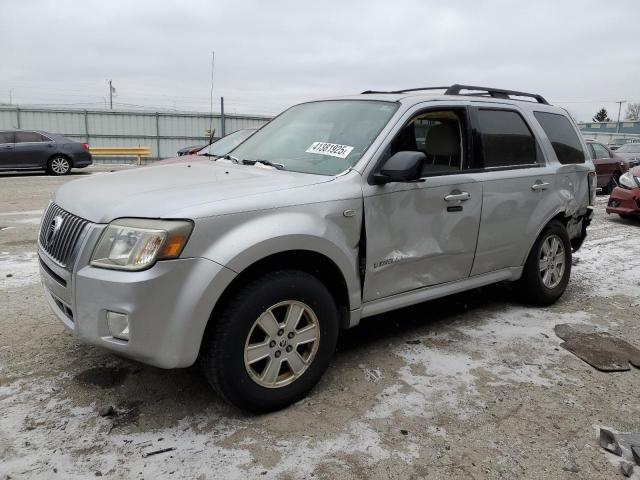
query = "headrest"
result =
(424, 123, 460, 157)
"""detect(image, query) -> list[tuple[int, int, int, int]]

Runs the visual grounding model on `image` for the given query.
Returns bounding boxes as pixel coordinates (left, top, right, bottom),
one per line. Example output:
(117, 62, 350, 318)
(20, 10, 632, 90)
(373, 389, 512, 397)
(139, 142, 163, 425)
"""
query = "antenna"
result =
(209, 51, 215, 139)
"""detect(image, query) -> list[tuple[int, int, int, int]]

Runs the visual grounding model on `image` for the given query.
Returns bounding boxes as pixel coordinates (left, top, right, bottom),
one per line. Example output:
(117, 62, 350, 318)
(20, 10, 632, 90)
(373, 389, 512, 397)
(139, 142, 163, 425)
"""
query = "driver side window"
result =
(387, 110, 465, 176)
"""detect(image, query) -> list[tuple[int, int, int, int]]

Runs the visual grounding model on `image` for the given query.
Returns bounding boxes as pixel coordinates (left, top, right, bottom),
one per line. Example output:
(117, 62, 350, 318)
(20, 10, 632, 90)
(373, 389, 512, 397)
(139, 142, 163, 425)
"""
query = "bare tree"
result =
(624, 103, 640, 121)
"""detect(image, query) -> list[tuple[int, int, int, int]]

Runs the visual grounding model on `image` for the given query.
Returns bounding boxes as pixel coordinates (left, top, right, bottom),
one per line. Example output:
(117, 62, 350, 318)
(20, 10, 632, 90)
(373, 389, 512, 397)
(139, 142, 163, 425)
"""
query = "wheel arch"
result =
(219, 249, 350, 324)
(520, 210, 570, 266)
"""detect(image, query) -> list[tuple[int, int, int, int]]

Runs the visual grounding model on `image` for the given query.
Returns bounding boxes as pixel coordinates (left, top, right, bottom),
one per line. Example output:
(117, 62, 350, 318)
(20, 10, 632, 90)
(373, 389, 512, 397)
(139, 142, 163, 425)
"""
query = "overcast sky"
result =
(1, 0, 638, 121)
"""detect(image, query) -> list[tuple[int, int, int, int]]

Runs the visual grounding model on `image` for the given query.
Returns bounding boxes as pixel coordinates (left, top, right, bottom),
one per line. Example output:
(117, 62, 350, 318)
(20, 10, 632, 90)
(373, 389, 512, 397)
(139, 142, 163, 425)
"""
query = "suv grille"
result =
(39, 203, 91, 270)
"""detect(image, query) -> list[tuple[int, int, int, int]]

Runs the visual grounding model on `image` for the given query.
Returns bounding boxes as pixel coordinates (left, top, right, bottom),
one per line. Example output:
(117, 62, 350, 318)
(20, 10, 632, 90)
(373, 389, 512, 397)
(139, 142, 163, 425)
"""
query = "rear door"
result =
(589, 142, 616, 187)
(0, 131, 16, 168)
(13, 131, 53, 168)
(469, 106, 558, 276)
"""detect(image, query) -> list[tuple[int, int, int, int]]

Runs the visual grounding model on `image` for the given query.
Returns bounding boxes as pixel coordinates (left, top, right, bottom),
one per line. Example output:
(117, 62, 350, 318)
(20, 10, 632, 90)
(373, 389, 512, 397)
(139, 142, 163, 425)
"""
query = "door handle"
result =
(531, 182, 551, 192)
(444, 192, 470, 202)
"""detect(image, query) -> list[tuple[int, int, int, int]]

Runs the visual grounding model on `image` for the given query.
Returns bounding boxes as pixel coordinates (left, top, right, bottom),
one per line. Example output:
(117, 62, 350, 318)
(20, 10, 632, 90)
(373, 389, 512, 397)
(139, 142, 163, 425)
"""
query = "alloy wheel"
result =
(539, 234, 566, 289)
(51, 158, 70, 174)
(244, 300, 320, 388)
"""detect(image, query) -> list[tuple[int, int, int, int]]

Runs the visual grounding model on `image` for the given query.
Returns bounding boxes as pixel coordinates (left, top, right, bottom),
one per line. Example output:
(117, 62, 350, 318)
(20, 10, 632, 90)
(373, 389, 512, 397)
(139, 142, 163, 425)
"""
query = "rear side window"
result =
(15, 131, 46, 143)
(0, 131, 14, 144)
(590, 142, 610, 159)
(534, 112, 585, 164)
(476, 109, 537, 168)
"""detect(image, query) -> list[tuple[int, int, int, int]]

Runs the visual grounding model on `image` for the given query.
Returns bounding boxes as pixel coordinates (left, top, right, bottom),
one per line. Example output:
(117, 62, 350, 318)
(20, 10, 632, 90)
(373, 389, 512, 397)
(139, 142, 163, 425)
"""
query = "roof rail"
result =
(361, 84, 550, 105)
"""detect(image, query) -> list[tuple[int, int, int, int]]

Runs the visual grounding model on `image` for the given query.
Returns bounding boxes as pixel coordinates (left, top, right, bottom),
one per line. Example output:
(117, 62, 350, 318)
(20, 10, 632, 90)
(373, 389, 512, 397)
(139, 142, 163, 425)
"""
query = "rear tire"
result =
(47, 156, 71, 176)
(199, 270, 339, 412)
(517, 220, 572, 306)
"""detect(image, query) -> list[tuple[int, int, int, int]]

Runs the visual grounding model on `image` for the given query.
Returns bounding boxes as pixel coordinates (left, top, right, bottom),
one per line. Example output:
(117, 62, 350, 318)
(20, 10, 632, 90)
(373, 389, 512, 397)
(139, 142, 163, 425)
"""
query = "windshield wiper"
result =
(220, 154, 240, 164)
(242, 159, 285, 170)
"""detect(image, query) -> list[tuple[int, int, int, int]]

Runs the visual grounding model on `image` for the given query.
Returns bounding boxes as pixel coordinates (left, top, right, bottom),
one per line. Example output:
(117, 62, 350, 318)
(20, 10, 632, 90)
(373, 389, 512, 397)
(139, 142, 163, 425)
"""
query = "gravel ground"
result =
(1, 167, 639, 479)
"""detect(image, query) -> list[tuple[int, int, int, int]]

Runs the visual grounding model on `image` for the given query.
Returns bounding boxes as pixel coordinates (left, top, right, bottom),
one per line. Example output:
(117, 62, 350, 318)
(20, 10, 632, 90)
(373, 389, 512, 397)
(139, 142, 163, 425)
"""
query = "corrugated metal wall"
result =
(0, 106, 271, 162)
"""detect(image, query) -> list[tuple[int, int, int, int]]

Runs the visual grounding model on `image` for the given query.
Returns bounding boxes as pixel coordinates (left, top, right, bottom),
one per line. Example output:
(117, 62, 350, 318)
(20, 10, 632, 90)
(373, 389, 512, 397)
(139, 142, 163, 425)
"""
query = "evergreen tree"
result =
(592, 108, 611, 122)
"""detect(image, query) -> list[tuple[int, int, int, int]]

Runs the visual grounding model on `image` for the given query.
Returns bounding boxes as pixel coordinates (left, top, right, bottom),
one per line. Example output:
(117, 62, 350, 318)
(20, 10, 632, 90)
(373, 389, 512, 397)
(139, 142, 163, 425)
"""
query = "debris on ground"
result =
(555, 324, 640, 371)
(142, 447, 176, 458)
(405, 339, 421, 345)
(98, 406, 115, 417)
(363, 367, 382, 383)
(599, 427, 640, 477)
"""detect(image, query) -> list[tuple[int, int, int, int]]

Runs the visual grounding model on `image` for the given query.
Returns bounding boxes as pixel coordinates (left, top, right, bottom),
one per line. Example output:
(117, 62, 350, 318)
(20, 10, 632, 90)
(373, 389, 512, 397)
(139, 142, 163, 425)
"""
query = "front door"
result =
(13, 131, 51, 168)
(362, 107, 482, 302)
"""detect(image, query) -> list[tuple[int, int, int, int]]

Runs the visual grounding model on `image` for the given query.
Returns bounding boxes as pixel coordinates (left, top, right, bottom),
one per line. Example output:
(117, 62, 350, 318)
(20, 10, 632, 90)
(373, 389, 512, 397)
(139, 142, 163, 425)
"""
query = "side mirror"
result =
(374, 151, 425, 184)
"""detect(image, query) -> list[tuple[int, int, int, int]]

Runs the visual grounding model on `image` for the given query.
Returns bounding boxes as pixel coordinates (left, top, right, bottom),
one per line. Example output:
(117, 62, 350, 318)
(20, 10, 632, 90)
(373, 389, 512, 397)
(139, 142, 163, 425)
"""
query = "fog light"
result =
(107, 311, 129, 341)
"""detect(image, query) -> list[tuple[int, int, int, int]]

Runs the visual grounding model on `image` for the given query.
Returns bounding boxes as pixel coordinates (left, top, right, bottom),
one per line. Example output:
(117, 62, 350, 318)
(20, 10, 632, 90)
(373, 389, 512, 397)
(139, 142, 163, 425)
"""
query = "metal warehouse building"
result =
(577, 120, 640, 146)
(578, 120, 640, 135)
(0, 106, 272, 161)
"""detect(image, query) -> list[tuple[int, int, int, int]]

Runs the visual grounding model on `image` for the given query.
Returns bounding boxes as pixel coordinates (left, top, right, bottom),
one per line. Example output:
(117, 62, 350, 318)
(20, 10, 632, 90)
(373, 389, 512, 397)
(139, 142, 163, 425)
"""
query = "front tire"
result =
(517, 220, 571, 306)
(47, 156, 71, 176)
(199, 270, 339, 412)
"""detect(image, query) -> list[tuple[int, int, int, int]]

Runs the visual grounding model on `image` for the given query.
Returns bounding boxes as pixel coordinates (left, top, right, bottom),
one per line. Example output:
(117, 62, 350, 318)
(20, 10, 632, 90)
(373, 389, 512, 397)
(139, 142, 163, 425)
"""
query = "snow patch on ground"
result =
(0, 370, 421, 479)
(368, 309, 591, 421)
(573, 204, 640, 298)
(0, 250, 39, 289)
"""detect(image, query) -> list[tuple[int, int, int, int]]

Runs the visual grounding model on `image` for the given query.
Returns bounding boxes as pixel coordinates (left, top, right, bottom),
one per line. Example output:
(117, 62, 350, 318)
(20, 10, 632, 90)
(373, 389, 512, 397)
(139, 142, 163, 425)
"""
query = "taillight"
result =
(81, 143, 89, 151)
(588, 171, 597, 206)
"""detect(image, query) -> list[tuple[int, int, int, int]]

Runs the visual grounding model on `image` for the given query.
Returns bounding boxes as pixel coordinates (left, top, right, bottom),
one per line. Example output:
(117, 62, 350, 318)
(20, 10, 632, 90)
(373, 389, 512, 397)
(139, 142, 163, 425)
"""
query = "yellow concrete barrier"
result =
(88, 146, 152, 165)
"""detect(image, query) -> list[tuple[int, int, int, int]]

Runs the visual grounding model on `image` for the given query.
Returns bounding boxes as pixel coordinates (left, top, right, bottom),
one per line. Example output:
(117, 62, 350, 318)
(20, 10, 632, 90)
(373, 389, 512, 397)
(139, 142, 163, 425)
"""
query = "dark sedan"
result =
(0, 130, 92, 175)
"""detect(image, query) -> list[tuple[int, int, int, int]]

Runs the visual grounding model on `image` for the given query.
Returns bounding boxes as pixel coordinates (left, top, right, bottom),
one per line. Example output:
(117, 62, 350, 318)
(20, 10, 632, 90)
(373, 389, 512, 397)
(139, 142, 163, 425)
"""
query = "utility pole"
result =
(108, 80, 114, 109)
(616, 100, 626, 133)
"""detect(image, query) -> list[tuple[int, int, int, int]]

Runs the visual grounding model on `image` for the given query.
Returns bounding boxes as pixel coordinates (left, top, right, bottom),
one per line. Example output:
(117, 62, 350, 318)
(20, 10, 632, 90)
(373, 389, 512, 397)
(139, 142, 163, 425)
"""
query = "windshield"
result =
(617, 143, 640, 153)
(230, 100, 398, 175)
(198, 129, 255, 157)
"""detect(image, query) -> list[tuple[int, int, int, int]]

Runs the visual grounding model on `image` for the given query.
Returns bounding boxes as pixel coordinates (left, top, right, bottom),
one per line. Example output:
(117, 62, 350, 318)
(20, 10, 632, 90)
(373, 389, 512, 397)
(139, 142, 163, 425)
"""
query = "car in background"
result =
(156, 129, 256, 165)
(176, 141, 218, 157)
(585, 139, 639, 194)
(0, 130, 92, 175)
(614, 142, 640, 162)
(607, 138, 639, 151)
(606, 165, 640, 219)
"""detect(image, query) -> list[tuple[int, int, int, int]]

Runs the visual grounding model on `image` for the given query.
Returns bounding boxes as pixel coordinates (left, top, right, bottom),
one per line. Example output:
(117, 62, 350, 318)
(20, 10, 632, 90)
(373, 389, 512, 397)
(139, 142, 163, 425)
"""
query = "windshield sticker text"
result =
(306, 142, 354, 159)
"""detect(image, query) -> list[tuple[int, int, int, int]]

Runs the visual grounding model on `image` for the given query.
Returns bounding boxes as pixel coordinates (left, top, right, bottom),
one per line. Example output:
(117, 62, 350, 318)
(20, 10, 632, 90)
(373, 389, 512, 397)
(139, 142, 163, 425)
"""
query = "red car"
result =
(155, 129, 256, 166)
(585, 139, 640, 194)
(606, 165, 640, 219)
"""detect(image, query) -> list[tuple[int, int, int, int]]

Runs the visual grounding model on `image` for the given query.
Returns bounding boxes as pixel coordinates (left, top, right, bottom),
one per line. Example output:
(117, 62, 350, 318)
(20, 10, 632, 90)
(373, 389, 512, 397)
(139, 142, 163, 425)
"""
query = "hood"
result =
(153, 154, 209, 166)
(54, 162, 333, 223)
(617, 152, 640, 161)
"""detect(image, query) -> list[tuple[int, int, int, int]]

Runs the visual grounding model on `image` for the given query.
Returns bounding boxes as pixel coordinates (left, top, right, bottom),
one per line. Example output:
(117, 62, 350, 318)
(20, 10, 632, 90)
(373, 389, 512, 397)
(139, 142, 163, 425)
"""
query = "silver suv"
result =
(38, 85, 595, 411)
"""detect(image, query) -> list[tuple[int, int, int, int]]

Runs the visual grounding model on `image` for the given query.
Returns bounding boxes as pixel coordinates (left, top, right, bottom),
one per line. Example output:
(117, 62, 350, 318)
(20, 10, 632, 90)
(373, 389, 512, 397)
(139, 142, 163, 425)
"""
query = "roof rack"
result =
(361, 84, 550, 105)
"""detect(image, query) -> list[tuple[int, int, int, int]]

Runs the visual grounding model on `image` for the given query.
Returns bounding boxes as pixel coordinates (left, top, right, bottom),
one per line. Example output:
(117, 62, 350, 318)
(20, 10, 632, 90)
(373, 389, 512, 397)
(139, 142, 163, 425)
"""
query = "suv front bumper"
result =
(39, 247, 236, 369)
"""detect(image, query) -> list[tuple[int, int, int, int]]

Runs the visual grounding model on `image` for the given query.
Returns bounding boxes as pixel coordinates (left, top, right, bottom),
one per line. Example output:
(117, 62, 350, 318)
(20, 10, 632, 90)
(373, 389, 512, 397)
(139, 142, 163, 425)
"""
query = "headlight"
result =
(619, 172, 639, 189)
(91, 218, 193, 271)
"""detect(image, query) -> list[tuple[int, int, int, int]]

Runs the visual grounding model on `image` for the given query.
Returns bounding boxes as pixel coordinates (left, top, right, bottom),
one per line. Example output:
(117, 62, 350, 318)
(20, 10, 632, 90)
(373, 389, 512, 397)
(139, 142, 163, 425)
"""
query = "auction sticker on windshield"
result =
(306, 142, 354, 159)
